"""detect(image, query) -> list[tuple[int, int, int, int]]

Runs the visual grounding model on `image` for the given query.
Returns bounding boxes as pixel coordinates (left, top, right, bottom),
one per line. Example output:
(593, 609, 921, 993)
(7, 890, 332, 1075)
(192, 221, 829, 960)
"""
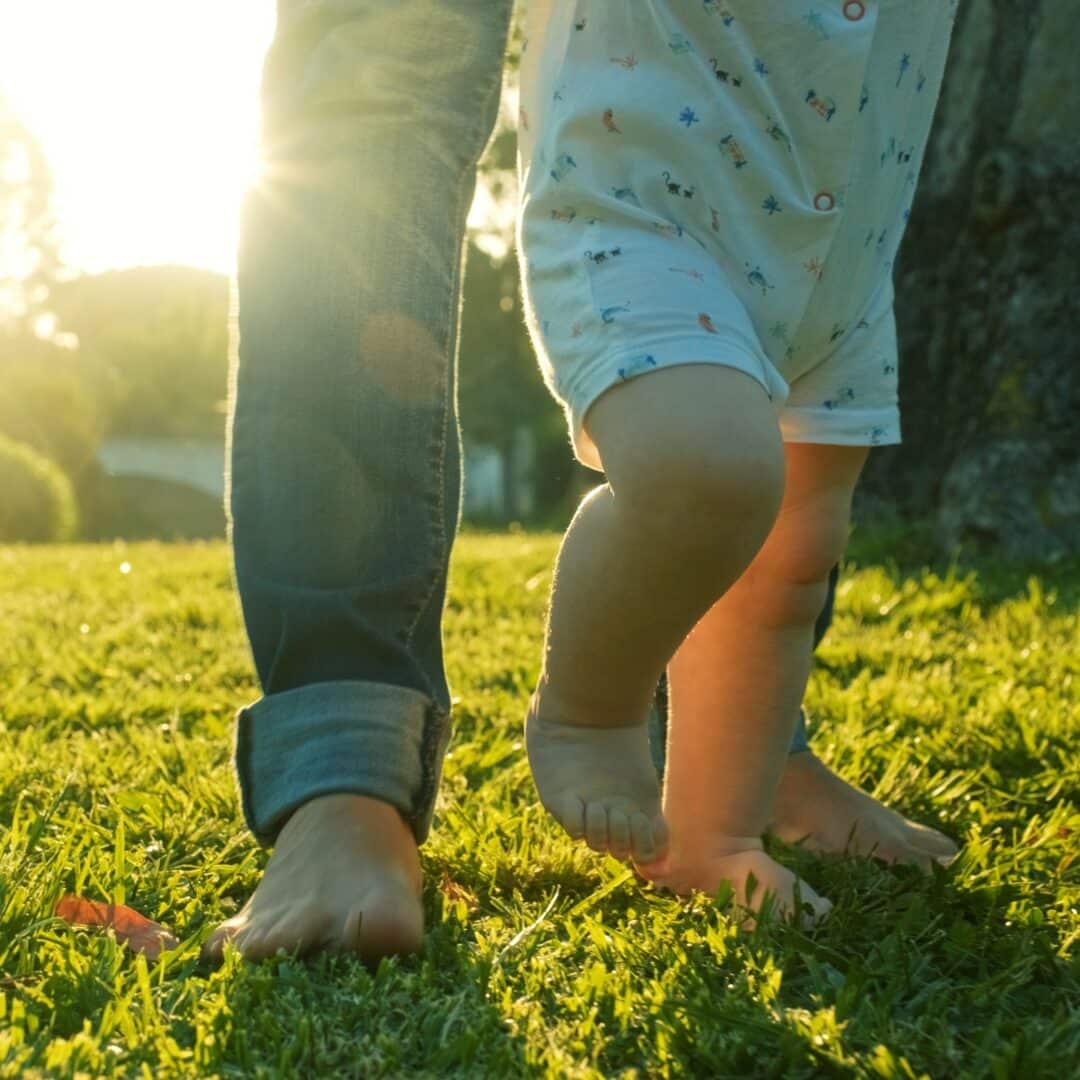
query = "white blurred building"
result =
(463, 426, 536, 521)
(99, 427, 537, 522)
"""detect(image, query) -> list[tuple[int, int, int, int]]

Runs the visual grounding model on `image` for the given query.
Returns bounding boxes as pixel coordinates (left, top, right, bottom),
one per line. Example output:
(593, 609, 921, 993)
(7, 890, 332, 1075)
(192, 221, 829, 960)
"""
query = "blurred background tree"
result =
(1, 5, 1076, 558)
(0, 89, 64, 338)
(1, 90, 233, 539)
(851, 0, 1080, 562)
(49, 266, 228, 439)
(0, 92, 99, 539)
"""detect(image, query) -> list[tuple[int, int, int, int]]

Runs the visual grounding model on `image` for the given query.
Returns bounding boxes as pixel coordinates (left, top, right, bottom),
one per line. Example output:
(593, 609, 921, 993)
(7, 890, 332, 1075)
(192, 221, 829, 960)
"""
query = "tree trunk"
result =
(857, 0, 1080, 563)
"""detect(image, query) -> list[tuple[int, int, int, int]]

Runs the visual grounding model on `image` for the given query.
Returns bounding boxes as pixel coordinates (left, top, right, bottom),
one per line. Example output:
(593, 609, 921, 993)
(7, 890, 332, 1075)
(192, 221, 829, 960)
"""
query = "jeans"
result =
(228, 0, 516, 846)
(227, 0, 835, 848)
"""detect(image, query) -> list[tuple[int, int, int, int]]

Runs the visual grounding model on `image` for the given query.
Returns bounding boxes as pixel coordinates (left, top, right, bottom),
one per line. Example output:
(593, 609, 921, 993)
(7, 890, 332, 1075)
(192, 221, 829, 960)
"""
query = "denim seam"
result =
(405, 8, 515, 837)
(400, 21, 513, 655)
(406, 129, 469, 837)
(235, 704, 257, 837)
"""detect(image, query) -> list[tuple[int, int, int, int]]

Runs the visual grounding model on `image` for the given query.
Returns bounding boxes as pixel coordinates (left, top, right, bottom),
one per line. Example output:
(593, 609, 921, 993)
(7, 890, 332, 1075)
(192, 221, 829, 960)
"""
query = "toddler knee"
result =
(754, 575, 833, 629)
(740, 505, 851, 627)
(613, 429, 785, 551)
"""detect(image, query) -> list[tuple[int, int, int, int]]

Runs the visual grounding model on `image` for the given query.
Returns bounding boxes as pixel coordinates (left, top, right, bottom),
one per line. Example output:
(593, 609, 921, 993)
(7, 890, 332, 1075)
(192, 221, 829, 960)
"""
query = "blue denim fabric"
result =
(648, 562, 840, 781)
(227, 0, 515, 846)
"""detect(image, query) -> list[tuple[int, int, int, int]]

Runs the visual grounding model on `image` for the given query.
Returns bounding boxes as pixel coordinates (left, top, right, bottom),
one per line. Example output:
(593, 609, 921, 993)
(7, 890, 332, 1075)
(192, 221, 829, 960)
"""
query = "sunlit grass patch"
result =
(0, 532, 1077, 1077)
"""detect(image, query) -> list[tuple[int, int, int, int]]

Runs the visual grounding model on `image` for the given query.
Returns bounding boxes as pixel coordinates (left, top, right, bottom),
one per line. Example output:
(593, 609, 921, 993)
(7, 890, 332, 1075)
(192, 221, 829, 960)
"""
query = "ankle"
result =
(652, 833, 764, 874)
(285, 792, 412, 837)
(705, 834, 765, 855)
(531, 677, 650, 730)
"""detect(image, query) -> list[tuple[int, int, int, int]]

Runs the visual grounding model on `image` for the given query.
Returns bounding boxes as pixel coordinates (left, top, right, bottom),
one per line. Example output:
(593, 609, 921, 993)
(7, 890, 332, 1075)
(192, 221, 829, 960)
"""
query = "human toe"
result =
(607, 808, 632, 860)
(792, 879, 833, 928)
(880, 828, 959, 873)
(585, 802, 609, 853)
(200, 913, 247, 964)
(624, 808, 668, 867)
(199, 928, 228, 965)
(232, 923, 285, 962)
(911, 823, 959, 860)
(343, 890, 424, 962)
(550, 794, 587, 842)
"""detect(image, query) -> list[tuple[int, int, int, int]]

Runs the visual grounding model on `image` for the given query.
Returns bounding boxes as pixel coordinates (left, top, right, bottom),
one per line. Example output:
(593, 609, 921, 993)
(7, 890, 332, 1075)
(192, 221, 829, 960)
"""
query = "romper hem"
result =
(779, 405, 901, 447)
(563, 342, 786, 473)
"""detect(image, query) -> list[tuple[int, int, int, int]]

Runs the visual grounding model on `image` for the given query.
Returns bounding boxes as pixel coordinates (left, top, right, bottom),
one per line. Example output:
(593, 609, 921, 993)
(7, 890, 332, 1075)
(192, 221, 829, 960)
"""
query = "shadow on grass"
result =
(657, 858, 1075, 1076)
(491, 842, 1079, 1077)
(845, 515, 1080, 609)
(207, 889, 533, 1077)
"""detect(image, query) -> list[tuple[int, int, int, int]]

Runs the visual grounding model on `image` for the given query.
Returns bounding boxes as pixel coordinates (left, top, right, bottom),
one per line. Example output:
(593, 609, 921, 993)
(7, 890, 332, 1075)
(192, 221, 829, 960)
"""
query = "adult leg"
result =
(204, 0, 514, 962)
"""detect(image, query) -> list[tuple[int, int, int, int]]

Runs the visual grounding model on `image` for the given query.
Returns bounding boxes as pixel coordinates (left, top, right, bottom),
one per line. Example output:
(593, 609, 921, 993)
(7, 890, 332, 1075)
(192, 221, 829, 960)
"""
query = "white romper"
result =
(517, 0, 961, 472)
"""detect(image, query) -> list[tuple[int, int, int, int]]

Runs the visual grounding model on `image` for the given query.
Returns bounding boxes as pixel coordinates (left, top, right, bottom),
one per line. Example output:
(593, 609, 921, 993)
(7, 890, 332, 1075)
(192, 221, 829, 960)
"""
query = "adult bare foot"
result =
(769, 752, 959, 870)
(201, 794, 424, 964)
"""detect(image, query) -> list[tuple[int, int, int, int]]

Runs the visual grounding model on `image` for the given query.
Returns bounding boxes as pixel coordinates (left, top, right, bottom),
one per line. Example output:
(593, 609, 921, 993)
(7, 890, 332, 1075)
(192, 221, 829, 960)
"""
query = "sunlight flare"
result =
(0, 0, 276, 274)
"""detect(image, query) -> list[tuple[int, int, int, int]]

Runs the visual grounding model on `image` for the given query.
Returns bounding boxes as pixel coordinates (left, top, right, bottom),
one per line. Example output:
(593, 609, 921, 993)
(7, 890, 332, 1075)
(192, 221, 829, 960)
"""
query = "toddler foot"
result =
(769, 752, 959, 870)
(201, 794, 424, 964)
(525, 687, 668, 865)
(640, 839, 833, 929)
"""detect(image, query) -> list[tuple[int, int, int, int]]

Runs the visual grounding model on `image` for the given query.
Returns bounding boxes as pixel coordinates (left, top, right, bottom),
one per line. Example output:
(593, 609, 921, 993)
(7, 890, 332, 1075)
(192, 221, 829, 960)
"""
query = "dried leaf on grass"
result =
(54, 894, 178, 960)
(440, 869, 480, 910)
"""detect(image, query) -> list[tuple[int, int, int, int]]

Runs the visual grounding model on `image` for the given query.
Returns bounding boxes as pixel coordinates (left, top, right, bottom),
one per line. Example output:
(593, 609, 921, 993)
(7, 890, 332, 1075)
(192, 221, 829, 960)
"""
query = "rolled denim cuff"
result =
(789, 707, 812, 755)
(235, 680, 445, 847)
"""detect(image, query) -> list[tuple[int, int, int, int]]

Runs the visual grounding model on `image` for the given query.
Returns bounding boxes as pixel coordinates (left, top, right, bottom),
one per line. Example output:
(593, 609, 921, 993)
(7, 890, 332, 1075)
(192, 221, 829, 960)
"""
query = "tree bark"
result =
(858, 0, 1080, 563)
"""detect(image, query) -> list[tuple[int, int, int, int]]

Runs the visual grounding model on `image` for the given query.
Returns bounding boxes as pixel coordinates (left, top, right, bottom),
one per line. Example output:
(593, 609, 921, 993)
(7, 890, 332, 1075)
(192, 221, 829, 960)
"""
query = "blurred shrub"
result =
(0, 359, 104, 476)
(78, 468, 224, 541)
(0, 433, 78, 542)
(49, 266, 229, 440)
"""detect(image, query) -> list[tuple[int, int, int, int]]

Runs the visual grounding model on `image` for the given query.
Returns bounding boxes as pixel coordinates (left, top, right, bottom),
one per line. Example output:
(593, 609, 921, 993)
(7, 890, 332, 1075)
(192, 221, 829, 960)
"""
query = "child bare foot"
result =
(525, 686, 669, 865)
(639, 837, 833, 929)
(201, 794, 423, 964)
(769, 752, 959, 870)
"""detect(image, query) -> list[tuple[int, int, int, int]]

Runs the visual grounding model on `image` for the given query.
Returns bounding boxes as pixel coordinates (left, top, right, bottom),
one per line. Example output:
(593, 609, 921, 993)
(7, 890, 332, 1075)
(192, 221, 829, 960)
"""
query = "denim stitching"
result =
(402, 10, 514, 651)
(407, 4, 516, 838)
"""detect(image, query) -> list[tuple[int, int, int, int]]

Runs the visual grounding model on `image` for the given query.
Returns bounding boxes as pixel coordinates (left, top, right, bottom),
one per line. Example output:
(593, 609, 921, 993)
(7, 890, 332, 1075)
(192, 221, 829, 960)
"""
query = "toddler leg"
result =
(644, 443, 868, 924)
(527, 365, 784, 865)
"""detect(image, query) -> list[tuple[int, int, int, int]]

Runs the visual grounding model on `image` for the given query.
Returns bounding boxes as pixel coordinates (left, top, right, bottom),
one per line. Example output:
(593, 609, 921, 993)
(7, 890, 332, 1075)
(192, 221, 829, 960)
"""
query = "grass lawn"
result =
(0, 529, 1077, 1078)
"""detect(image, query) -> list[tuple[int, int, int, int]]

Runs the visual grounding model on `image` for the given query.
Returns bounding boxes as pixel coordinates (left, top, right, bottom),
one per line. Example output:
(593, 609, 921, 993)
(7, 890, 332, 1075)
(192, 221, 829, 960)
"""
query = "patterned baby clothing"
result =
(517, 0, 960, 471)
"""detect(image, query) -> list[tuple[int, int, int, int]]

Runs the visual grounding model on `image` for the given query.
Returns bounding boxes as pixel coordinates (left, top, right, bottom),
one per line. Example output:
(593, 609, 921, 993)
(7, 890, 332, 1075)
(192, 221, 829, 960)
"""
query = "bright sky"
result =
(0, 2, 515, 278)
(0, 1, 280, 276)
